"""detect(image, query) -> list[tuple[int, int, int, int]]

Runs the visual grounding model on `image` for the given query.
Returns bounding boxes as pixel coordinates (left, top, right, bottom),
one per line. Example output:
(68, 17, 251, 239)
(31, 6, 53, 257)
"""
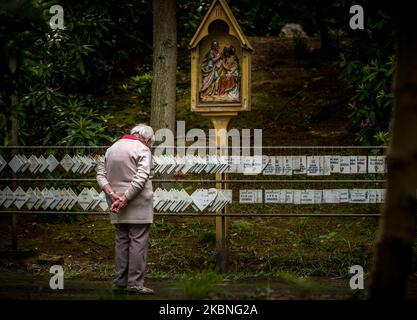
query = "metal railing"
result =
(0, 145, 387, 251)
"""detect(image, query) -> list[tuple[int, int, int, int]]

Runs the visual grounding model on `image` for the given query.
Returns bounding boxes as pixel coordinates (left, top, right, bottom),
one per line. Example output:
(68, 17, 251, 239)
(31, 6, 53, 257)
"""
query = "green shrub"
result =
(121, 71, 153, 113)
(198, 231, 216, 246)
(338, 11, 395, 145)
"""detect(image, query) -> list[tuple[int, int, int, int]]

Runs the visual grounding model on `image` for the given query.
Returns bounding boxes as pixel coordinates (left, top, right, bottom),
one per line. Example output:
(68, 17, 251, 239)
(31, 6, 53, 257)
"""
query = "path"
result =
(0, 272, 359, 300)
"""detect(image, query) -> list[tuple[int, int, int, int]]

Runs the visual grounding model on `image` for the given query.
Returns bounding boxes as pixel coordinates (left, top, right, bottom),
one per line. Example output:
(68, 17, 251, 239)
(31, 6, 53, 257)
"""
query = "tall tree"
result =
(369, 5, 417, 299)
(150, 0, 177, 133)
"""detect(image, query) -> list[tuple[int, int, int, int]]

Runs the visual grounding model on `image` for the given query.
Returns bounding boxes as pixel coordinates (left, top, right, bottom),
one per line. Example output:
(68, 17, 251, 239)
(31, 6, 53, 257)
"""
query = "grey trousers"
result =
(114, 223, 150, 288)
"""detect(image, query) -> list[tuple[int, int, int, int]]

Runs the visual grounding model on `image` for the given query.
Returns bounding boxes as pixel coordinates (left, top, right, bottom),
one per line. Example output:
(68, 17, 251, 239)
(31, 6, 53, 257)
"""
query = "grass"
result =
(179, 271, 222, 299)
(0, 214, 386, 279)
(300, 232, 320, 247)
(63, 264, 79, 280)
(277, 271, 320, 296)
(231, 219, 252, 233)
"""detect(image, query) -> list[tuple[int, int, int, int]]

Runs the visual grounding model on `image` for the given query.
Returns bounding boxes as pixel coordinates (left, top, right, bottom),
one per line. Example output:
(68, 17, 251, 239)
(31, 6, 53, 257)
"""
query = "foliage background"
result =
(0, 0, 395, 146)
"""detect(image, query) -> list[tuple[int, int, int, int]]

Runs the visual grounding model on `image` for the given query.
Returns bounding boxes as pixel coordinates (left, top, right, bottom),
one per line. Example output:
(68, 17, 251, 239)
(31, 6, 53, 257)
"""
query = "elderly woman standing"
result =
(96, 124, 155, 294)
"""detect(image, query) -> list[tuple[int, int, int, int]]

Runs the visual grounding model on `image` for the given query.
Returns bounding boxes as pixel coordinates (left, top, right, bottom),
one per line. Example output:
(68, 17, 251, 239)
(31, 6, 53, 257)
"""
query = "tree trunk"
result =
(150, 0, 177, 134)
(368, 9, 417, 299)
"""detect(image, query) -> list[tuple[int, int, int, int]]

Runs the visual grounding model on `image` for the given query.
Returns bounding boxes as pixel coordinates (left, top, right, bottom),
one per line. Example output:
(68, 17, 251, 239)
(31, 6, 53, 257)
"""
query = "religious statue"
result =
(199, 41, 240, 103)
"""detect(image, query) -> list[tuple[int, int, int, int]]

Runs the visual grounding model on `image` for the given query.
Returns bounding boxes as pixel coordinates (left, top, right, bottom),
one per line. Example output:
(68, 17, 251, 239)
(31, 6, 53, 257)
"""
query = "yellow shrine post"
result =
(188, 0, 253, 272)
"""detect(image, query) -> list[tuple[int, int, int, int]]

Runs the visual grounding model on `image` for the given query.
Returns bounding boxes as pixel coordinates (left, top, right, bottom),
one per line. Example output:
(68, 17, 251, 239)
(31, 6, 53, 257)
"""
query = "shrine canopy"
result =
(189, 0, 253, 114)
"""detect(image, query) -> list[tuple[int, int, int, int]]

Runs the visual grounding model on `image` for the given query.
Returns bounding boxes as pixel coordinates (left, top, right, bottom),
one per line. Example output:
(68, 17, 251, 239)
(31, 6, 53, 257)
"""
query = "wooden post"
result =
(188, 0, 253, 274)
(204, 112, 237, 272)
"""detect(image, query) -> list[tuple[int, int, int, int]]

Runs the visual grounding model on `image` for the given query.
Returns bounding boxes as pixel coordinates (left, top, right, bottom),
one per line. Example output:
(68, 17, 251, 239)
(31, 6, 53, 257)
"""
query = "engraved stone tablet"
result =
(314, 190, 323, 204)
(54, 188, 66, 211)
(262, 156, 275, 175)
(46, 155, 59, 172)
(368, 189, 377, 204)
(28, 155, 41, 173)
(71, 155, 82, 173)
(60, 154, 74, 172)
(38, 155, 49, 173)
(67, 188, 78, 210)
(58, 188, 70, 210)
(33, 187, 44, 210)
(19, 155, 31, 172)
(292, 156, 306, 175)
(306, 156, 320, 176)
(239, 189, 262, 204)
(375, 156, 386, 173)
(24, 187, 37, 210)
(274, 156, 284, 175)
(349, 189, 369, 203)
(265, 190, 280, 204)
(323, 190, 339, 204)
(191, 189, 210, 211)
(41, 188, 54, 210)
(88, 156, 98, 173)
(357, 156, 367, 174)
(13, 187, 29, 209)
(300, 190, 315, 204)
(89, 187, 101, 211)
(3, 186, 15, 208)
(8, 155, 24, 173)
(48, 187, 61, 210)
(0, 188, 5, 207)
(283, 190, 294, 204)
(349, 156, 358, 174)
(321, 156, 331, 176)
(337, 189, 349, 203)
(0, 155, 7, 172)
(329, 156, 340, 173)
(368, 156, 386, 173)
(339, 156, 351, 174)
(293, 190, 301, 204)
(98, 191, 109, 211)
(78, 188, 93, 210)
(82, 156, 93, 174)
(283, 156, 293, 176)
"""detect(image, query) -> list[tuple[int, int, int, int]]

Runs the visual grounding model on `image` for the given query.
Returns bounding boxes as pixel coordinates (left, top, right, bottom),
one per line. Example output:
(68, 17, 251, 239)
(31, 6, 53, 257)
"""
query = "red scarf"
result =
(121, 134, 149, 147)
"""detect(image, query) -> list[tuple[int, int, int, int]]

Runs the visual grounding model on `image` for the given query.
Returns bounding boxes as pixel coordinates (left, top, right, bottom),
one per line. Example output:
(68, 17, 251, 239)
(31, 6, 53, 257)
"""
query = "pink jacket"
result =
(96, 138, 154, 224)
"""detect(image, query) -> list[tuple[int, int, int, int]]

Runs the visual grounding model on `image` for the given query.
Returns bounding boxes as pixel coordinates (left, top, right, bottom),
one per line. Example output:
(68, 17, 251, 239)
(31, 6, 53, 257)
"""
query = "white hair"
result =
(130, 124, 155, 146)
